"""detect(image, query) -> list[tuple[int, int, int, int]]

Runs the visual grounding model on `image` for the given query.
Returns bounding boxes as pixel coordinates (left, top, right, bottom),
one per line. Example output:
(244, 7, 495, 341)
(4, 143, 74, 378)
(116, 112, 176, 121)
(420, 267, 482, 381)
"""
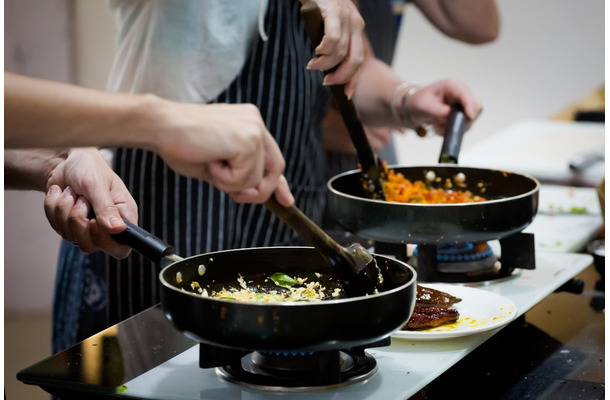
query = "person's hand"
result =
(404, 78, 483, 135)
(149, 101, 294, 207)
(301, 0, 365, 98)
(43, 148, 138, 259)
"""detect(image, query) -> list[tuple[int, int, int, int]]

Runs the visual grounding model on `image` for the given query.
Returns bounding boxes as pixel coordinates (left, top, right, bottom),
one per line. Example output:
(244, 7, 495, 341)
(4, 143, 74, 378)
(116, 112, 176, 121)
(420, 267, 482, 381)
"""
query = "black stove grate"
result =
(375, 232, 536, 283)
(199, 338, 390, 391)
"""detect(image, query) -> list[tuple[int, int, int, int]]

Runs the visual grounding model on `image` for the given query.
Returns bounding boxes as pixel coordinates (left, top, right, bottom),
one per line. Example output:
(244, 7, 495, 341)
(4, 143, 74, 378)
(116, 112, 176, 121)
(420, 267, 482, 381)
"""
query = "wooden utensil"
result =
(265, 195, 381, 297)
(300, 2, 387, 200)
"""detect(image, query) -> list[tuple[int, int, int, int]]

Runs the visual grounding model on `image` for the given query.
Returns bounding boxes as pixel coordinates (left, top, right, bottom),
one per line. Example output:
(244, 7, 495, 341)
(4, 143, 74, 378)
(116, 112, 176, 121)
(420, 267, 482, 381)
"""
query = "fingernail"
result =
(46, 185, 61, 196)
(62, 186, 75, 197)
(109, 217, 124, 229)
(322, 77, 329, 86)
(74, 196, 88, 210)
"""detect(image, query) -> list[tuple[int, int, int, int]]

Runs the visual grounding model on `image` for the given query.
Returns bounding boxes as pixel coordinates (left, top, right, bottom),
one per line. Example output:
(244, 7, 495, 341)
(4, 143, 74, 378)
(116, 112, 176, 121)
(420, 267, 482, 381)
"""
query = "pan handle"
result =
(439, 104, 469, 164)
(112, 220, 178, 263)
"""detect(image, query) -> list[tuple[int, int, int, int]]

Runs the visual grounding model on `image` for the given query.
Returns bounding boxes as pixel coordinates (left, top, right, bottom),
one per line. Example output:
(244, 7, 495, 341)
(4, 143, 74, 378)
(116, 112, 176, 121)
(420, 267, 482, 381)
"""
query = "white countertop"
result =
(120, 252, 592, 400)
(526, 184, 604, 253)
(460, 119, 605, 188)
(118, 166, 604, 399)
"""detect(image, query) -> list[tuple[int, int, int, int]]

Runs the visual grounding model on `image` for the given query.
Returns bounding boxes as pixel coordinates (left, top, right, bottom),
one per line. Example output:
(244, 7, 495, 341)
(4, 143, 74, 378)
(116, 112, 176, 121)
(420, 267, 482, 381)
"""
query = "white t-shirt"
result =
(106, 0, 268, 102)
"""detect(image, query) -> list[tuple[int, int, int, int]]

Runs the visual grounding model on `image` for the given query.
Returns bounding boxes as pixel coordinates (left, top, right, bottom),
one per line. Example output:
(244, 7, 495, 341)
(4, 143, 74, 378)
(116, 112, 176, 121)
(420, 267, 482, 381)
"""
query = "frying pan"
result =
(327, 109, 540, 245)
(112, 223, 417, 352)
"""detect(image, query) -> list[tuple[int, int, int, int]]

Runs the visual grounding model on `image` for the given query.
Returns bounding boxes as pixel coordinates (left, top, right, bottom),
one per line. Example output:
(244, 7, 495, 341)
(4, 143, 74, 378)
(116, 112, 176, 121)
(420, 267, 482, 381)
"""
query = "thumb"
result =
(87, 191, 127, 234)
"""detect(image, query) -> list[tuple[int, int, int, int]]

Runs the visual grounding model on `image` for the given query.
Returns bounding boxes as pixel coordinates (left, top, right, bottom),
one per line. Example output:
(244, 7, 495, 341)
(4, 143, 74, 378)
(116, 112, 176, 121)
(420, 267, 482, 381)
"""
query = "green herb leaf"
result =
(269, 272, 299, 288)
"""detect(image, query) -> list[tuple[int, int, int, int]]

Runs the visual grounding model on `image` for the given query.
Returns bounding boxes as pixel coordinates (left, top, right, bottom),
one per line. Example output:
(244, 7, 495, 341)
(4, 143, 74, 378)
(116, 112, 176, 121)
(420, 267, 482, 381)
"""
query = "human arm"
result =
(5, 72, 294, 206)
(322, 103, 394, 153)
(5, 148, 138, 259)
(410, 0, 500, 44)
(351, 55, 482, 135)
(323, 38, 482, 154)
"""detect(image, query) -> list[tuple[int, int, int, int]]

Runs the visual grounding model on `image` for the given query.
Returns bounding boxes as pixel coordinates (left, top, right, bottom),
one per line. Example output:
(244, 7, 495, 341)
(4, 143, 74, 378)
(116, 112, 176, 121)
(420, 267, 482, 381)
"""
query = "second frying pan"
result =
(327, 165, 539, 245)
(326, 104, 539, 245)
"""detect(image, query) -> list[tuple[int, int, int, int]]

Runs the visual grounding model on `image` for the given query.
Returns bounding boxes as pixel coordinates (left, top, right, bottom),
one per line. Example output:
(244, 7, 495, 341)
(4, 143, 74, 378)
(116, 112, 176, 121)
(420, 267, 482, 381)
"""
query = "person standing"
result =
(50, 0, 367, 352)
(322, 0, 499, 223)
(50, 0, 483, 353)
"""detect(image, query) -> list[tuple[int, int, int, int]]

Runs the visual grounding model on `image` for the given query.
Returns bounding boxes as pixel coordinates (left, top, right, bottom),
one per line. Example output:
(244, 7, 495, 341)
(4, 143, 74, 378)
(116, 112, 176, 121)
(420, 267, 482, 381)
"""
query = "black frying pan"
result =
(327, 109, 540, 245)
(113, 223, 417, 352)
(328, 165, 539, 244)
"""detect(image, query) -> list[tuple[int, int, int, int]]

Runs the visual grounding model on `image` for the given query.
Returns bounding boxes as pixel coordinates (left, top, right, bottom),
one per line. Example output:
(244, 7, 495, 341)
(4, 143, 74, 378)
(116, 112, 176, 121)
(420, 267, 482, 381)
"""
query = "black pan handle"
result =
(112, 219, 176, 263)
(300, 2, 385, 200)
(439, 104, 469, 164)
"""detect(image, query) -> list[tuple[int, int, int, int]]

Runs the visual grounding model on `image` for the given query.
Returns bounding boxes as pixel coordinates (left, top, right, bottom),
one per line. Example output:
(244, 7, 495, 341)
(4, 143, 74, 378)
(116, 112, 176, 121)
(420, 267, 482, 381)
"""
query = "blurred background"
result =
(4, 1, 605, 399)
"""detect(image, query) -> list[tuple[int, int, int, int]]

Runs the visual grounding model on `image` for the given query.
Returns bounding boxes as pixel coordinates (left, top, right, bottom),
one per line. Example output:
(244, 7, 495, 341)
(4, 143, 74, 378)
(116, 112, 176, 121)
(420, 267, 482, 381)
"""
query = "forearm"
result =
(352, 57, 410, 129)
(352, 61, 483, 134)
(4, 149, 68, 191)
(5, 72, 165, 150)
(411, 0, 499, 44)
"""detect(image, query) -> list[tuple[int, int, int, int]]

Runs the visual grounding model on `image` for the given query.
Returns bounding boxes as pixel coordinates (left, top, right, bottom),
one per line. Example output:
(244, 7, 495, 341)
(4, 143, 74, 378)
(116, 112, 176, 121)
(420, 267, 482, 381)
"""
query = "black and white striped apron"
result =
(52, 0, 330, 352)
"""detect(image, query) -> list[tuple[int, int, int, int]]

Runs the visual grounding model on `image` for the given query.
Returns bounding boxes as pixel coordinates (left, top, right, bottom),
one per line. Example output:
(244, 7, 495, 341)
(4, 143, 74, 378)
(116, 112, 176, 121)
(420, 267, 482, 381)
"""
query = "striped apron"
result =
(52, 0, 329, 352)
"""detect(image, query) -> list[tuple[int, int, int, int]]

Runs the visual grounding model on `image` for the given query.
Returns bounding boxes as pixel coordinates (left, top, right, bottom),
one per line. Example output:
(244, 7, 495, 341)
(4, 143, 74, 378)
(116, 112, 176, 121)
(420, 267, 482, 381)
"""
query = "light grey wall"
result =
(391, 0, 605, 164)
(4, 0, 605, 312)
(4, 0, 116, 312)
(5, 0, 74, 312)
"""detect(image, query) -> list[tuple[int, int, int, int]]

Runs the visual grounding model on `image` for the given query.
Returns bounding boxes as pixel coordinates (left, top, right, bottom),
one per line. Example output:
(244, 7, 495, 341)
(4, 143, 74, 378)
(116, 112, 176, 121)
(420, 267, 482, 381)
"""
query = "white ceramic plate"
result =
(392, 283, 518, 341)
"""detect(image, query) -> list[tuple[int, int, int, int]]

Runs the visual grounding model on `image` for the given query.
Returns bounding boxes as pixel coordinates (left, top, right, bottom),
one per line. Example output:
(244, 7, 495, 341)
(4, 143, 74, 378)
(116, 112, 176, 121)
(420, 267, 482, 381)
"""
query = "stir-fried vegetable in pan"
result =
(190, 272, 344, 303)
(382, 168, 487, 204)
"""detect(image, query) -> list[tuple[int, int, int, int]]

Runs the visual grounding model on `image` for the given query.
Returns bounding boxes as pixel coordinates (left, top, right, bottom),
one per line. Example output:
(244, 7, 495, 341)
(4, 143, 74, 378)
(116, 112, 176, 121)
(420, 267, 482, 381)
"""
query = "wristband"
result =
(390, 82, 420, 129)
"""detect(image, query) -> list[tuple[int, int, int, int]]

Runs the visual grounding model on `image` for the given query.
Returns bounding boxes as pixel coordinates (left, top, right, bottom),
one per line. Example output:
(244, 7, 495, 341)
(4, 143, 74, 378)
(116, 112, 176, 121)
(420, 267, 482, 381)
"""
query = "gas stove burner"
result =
(435, 243, 493, 262)
(412, 242, 499, 277)
(216, 349, 377, 392)
(375, 232, 536, 284)
(413, 242, 496, 271)
(435, 242, 497, 274)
